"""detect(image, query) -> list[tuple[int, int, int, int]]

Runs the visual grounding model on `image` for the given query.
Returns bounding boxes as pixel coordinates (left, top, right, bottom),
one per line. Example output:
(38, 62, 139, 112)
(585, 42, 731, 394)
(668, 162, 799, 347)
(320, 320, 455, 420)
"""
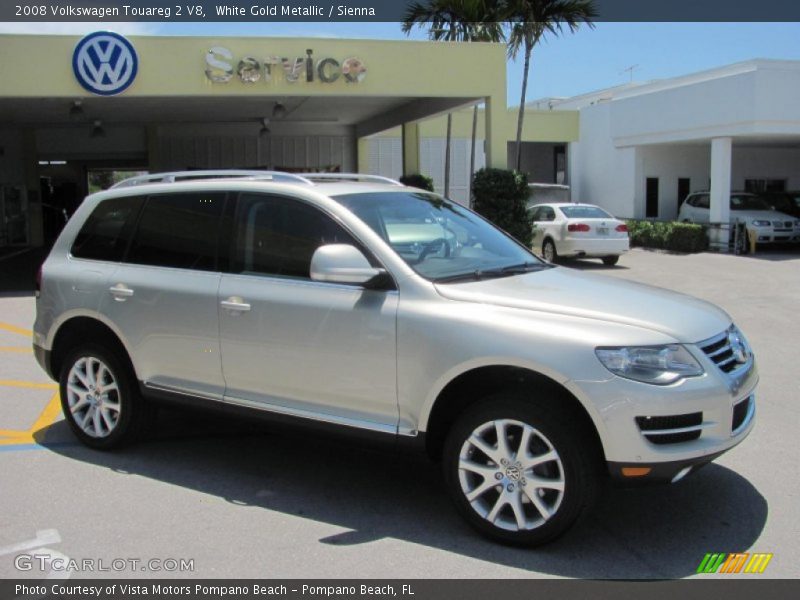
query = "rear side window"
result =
(127, 192, 226, 271)
(71, 196, 142, 262)
(232, 193, 357, 279)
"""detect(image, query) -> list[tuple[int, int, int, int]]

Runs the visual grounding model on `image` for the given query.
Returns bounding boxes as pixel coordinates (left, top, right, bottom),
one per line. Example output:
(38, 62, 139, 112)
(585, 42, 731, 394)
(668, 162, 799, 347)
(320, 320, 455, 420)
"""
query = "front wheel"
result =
(542, 239, 558, 263)
(442, 394, 599, 546)
(59, 343, 152, 450)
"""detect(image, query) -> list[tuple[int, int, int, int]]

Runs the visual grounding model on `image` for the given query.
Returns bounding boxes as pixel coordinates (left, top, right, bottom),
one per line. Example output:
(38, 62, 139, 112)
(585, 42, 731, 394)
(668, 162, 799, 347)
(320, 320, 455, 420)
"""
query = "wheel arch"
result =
(421, 364, 606, 463)
(50, 314, 136, 382)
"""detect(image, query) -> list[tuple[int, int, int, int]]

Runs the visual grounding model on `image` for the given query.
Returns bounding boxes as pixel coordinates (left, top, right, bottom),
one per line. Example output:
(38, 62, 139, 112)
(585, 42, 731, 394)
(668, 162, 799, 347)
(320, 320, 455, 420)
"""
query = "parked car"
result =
(34, 171, 757, 546)
(678, 191, 800, 243)
(529, 202, 630, 265)
(759, 190, 800, 220)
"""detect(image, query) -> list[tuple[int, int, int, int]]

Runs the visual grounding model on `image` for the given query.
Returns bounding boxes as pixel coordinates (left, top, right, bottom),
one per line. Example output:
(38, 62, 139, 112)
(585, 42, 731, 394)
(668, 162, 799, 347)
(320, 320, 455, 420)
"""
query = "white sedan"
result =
(529, 203, 630, 266)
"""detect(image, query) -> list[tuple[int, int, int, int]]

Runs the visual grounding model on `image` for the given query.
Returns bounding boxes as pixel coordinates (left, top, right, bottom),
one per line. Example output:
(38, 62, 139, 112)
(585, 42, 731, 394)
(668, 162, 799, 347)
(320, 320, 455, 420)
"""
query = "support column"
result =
(709, 137, 732, 249)
(401, 122, 420, 176)
(484, 95, 506, 169)
(356, 137, 370, 174)
(22, 128, 43, 247)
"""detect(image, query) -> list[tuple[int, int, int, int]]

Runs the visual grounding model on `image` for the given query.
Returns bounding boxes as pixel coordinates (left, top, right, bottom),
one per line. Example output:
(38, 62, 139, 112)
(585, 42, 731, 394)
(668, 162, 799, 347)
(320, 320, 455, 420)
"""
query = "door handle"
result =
(221, 297, 251, 313)
(109, 283, 134, 301)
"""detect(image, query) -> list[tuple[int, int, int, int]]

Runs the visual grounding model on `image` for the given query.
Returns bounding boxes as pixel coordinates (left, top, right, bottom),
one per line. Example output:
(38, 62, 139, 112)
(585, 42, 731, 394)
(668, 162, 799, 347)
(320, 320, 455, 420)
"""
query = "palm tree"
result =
(506, 0, 597, 171)
(402, 1, 503, 199)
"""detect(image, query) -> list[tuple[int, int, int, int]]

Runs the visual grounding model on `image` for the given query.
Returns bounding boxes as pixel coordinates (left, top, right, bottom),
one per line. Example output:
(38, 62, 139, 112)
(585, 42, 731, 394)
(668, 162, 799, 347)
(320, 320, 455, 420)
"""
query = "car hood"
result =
(434, 267, 730, 342)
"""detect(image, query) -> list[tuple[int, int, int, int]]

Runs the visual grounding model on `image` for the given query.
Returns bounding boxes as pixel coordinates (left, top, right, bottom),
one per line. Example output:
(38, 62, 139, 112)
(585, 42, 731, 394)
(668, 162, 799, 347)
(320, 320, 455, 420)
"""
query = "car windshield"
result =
(731, 194, 771, 210)
(331, 191, 548, 282)
(559, 205, 613, 219)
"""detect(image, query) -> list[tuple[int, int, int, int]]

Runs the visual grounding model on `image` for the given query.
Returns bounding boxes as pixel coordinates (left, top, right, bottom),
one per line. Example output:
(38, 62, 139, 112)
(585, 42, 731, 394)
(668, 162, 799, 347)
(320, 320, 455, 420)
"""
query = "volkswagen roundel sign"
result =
(72, 32, 138, 96)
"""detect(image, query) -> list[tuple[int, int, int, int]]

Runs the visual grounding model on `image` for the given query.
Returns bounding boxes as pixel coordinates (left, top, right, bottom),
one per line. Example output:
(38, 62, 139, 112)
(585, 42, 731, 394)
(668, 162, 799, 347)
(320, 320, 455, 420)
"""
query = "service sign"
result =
(205, 47, 367, 85)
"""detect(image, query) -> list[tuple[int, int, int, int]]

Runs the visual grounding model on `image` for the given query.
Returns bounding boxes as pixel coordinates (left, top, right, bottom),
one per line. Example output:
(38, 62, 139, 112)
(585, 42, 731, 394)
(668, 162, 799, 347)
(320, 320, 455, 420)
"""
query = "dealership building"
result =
(1, 31, 799, 253)
(0, 32, 575, 249)
(539, 59, 800, 224)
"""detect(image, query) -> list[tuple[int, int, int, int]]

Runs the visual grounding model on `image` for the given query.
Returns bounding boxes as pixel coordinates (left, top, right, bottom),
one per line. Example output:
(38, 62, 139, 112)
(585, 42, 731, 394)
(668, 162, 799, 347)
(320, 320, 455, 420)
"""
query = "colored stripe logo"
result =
(697, 553, 773, 574)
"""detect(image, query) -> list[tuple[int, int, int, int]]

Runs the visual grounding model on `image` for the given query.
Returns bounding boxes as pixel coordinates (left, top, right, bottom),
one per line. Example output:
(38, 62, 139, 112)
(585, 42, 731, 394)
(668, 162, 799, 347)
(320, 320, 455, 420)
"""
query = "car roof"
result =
(532, 202, 608, 209)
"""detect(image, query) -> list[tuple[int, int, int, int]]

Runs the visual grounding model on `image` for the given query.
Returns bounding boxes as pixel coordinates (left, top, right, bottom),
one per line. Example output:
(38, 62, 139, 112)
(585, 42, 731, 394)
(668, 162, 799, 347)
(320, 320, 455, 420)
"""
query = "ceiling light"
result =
(69, 100, 84, 121)
(90, 120, 106, 138)
(272, 102, 287, 119)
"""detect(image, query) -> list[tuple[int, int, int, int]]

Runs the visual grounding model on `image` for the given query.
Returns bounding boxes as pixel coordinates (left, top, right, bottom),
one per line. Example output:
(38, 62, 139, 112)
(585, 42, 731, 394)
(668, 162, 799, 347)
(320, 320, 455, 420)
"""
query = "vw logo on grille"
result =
(72, 32, 138, 96)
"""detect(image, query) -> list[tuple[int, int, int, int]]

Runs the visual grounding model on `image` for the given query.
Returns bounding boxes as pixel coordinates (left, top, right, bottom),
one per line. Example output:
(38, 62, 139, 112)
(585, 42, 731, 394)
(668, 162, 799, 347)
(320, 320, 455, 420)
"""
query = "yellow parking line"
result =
(0, 391, 62, 446)
(30, 391, 62, 433)
(0, 380, 58, 390)
(0, 322, 32, 337)
(0, 346, 32, 353)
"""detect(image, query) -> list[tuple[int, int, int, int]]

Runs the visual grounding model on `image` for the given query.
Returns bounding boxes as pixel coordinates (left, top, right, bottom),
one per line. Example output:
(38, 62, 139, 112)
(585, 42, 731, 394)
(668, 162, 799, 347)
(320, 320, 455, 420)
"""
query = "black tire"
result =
(542, 239, 558, 263)
(601, 255, 619, 266)
(442, 393, 600, 546)
(59, 343, 153, 450)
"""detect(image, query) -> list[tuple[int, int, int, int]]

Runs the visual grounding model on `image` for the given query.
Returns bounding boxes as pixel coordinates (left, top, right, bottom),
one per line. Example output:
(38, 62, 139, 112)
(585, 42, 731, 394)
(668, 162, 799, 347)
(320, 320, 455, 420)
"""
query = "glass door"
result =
(0, 185, 29, 247)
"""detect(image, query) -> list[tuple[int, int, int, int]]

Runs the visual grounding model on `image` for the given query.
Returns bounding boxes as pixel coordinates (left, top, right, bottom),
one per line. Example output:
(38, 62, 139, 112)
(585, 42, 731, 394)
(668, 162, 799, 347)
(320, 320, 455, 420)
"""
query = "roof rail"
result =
(110, 170, 314, 189)
(295, 173, 405, 186)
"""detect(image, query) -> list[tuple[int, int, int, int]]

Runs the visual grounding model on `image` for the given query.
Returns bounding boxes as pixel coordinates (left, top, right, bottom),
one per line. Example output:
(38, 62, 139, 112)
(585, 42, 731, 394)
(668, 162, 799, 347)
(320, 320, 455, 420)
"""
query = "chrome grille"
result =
(698, 328, 752, 375)
(700, 332, 738, 373)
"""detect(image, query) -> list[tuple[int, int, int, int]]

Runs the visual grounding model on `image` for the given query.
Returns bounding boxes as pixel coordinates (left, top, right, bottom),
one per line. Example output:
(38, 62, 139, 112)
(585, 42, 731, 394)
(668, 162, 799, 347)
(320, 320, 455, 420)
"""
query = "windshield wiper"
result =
(434, 261, 553, 283)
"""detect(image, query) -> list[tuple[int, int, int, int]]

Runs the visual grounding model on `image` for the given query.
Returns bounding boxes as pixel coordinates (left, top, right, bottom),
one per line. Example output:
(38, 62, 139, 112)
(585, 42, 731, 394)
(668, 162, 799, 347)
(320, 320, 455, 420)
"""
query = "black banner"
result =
(3, 0, 800, 22)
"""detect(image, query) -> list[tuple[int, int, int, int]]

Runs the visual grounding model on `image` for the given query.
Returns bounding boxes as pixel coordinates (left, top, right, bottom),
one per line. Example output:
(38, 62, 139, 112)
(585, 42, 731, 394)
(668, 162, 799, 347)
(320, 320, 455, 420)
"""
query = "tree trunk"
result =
(515, 41, 533, 172)
(444, 112, 452, 198)
(469, 104, 478, 208)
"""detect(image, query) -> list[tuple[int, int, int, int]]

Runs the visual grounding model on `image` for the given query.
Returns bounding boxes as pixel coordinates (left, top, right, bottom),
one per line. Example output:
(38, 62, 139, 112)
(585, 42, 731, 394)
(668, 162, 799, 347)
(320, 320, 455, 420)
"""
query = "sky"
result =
(2, 21, 800, 106)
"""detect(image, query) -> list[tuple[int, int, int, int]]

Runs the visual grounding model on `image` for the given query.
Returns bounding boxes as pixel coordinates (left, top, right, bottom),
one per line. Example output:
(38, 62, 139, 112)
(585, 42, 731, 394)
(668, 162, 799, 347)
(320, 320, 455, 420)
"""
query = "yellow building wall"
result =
(372, 107, 579, 143)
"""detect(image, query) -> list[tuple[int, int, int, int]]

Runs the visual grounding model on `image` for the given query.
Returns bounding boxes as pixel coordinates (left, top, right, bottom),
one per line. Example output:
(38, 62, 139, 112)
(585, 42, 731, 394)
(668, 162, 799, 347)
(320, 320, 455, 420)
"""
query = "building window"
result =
(646, 178, 659, 218)
(744, 179, 786, 193)
(678, 178, 691, 208)
(553, 145, 566, 184)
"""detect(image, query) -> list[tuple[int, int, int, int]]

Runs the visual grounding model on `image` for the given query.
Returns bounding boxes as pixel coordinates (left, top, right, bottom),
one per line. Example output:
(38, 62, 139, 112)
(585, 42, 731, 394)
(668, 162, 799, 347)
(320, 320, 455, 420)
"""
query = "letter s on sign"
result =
(206, 47, 234, 83)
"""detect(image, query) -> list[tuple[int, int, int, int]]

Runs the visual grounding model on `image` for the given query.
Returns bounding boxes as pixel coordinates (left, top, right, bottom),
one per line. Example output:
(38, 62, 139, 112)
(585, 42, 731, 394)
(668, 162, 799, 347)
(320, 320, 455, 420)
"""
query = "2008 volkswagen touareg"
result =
(33, 170, 757, 545)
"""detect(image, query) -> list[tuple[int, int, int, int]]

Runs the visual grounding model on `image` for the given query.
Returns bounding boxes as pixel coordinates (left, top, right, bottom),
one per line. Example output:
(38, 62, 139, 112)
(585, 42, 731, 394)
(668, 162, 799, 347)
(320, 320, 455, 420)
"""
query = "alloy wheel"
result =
(458, 419, 565, 532)
(66, 356, 122, 438)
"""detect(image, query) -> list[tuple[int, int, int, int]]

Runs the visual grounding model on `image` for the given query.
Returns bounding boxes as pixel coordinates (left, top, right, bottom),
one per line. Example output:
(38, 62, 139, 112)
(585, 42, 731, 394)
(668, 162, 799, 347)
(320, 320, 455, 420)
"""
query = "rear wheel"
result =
(542, 239, 558, 263)
(601, 255, 619, 266)
(442, 394, 600, 546)
(59, 343, 152, 449)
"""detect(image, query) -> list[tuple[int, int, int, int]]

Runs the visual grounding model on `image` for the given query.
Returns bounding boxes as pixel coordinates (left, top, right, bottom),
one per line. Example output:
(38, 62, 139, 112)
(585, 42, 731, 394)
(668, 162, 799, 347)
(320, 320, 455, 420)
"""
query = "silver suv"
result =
(33, 171, 758, 546)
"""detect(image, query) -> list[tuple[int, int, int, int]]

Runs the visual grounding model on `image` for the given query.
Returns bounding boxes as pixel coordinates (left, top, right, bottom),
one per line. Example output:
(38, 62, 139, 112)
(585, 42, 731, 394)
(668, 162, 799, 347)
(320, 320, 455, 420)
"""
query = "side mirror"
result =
(310, 244, 387, 286)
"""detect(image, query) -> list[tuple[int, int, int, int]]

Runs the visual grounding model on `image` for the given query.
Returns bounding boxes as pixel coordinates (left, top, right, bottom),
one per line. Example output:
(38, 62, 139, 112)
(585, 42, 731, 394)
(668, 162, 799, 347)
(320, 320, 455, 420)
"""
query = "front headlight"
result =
(595, 345, 704, 385)
(751, 220, 771, 227)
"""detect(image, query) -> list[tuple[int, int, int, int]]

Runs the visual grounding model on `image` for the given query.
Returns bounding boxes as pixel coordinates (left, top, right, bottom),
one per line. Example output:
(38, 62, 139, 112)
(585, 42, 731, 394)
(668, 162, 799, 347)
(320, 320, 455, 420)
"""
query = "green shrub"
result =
(626, 220, 708, 253)
(471, 168, 533, 247)
(399, 173, 434, 192)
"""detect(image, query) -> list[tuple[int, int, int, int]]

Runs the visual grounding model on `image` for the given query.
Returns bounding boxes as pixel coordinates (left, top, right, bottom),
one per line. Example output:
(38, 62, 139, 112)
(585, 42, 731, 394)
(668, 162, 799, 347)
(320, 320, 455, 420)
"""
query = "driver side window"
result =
(232, 193, 357, 279)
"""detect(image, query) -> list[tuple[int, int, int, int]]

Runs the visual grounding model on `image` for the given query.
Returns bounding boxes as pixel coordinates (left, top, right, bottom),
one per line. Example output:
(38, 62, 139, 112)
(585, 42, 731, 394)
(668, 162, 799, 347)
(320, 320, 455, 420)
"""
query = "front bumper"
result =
(608, 450, 726, 485)
(566, 348, 758, 483)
